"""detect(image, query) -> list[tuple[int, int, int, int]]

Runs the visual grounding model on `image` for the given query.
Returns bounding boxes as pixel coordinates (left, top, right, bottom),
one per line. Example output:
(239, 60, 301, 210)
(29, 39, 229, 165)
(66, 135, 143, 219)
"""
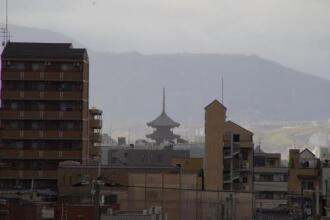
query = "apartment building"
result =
(204, 100, 254, 191)
(254, 145, 288, 217)
(0, 42, 89, 192)
(288, 148, 321, 219)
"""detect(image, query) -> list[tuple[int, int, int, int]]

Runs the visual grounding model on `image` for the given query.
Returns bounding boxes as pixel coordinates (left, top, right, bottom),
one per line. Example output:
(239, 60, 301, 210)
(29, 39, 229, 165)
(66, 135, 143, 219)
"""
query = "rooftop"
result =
(1, 42, 88, 61)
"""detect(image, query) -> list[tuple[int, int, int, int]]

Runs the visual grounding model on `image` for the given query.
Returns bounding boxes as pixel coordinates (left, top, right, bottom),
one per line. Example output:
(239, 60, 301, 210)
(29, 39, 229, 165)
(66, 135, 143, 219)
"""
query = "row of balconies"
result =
(2, 71, 84, 81)
(90, 132, 102, 143)
(0, 130, 82, 139)
(0, 110, 82, 120)
(0, 149, 81, 159)
(1, 91, 84, 101)
(0, 130, 102, 142)
(0, 170, 58, 179)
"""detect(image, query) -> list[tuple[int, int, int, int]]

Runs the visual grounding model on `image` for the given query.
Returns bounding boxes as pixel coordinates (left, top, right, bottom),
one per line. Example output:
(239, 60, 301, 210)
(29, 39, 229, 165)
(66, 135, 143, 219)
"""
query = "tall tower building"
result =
(0, 42, 89, 192)
(204, 100, 254, 192)
(146, 88, 180, 145)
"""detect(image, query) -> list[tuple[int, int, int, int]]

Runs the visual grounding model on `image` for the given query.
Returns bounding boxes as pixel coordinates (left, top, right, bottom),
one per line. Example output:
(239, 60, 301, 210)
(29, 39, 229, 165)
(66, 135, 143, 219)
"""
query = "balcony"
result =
(0, 170, 57, 179)
(90, 119, 102, 129)
(0, 149, 81, 160)
(89, 146, 100, 156)
(1, 71, 83, 81)
(224, 147, 240, 159)
(0, 130, 82, 140)
(1, 91, 83, 101)
(90, 132, 102, 143)
(223, 171, 240, 183)
(0, 110, 82, 120)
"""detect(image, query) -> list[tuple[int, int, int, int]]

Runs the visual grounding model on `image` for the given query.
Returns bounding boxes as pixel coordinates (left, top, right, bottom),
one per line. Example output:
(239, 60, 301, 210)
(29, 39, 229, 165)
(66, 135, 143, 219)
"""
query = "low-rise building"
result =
(108, 145, 189, 167)
(253, 146, 288, 218)
(288, 148, 321, 219)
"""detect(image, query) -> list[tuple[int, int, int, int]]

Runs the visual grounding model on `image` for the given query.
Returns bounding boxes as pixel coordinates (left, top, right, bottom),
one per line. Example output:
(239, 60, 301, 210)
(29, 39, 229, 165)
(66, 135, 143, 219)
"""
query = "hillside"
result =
(3, 25, 330, 131)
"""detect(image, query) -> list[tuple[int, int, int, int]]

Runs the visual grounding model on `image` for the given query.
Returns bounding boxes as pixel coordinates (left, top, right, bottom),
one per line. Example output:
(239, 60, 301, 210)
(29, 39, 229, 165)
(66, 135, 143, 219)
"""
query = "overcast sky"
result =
(1, 0, 330, 78)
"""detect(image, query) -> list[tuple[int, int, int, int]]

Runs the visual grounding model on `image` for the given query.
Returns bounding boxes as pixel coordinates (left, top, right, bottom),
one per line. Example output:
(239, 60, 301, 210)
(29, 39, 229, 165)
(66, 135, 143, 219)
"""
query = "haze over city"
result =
(1, 1, 330, 219)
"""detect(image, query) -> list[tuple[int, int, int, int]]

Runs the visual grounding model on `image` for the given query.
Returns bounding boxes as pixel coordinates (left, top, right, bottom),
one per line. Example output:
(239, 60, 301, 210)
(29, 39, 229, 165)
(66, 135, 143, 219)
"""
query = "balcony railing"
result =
(0, 130, 82, 139)
(1, 91, 83, 100)
(0, 110, 82, 120)
(90, 132, 102, 143)
(224, 147, 240, 159)
(0, 169, 57, 179)
(0, 149, 81, 159)
(90, 119, 102, 129)
(223, 171, 240, 183)
(1, 71, 83, 81)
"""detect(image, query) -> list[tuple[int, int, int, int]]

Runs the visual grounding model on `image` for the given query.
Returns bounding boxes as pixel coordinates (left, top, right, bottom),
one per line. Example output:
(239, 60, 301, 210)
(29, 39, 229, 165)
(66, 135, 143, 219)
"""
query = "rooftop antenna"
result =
(162, 87, 166, 113)
(220, 75, 224, 103)
(1, 0, 10, 46)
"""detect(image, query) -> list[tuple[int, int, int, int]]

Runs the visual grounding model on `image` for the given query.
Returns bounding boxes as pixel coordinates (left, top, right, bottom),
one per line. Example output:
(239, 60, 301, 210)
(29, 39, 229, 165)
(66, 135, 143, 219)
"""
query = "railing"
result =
(0, 149, 81, 159)
(90, 119, 102, 129)
(0, 130, 82, 139)
(2, 71, 84, 81)
(223, 171, 240, 183)
(0, 170, 58, 178)
(0, 110, 82, 120)
(90, 132, 102, 142)
(2, 91, 83, 100)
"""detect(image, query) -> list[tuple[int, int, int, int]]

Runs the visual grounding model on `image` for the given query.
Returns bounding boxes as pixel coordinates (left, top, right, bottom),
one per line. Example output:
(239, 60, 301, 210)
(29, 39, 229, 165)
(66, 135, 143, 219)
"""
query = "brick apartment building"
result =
(0, 42, 99, 193)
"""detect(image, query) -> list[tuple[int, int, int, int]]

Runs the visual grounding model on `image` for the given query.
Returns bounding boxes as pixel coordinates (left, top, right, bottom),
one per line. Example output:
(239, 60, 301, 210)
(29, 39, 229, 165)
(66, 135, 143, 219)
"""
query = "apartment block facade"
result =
(0, 42, 89, 192)
(204, 100, 254, 192)
(253, 146, 288, 212)
(288, 148, 321, 219)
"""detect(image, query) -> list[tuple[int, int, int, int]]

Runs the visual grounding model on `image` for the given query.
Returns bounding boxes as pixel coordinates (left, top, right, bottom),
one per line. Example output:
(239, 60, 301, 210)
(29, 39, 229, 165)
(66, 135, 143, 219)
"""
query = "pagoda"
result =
(146, 88, 180, 145)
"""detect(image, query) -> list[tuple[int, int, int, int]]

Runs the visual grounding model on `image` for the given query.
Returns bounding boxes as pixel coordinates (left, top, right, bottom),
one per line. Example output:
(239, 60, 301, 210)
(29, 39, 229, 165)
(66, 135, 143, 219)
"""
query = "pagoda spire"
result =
(162, 87, 166, 113)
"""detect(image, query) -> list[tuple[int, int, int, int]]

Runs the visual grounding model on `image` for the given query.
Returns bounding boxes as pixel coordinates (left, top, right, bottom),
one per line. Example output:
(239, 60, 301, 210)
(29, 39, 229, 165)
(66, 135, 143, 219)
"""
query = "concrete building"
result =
(288, 148, 321, 219)
(253, 146, 288, 218)
(321, 162, 330, 219)
(204, 100, 254, 192)
(108, 145, 189, 167)
(0, 42, 91, 193)
(0, 42, 103, 196)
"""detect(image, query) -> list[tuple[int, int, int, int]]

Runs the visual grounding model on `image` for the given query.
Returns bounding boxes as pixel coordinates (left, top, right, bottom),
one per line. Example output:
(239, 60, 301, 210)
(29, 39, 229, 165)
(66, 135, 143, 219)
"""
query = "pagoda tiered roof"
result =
(147, 111, 180, 128)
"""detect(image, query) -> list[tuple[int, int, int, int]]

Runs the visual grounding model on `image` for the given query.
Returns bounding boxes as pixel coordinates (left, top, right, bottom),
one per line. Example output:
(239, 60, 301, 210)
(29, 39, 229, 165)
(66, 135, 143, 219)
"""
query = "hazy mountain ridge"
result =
(4, 25, 330, 131)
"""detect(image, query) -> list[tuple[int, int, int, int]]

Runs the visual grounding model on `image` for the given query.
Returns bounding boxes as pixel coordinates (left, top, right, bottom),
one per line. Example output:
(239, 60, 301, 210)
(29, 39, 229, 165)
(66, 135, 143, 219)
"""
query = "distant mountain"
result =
(3, 25, 330, 130)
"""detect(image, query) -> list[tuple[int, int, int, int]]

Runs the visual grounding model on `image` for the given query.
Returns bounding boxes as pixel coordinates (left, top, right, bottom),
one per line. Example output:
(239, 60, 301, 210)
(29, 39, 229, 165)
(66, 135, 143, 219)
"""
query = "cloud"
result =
(1, 0, 330, 78)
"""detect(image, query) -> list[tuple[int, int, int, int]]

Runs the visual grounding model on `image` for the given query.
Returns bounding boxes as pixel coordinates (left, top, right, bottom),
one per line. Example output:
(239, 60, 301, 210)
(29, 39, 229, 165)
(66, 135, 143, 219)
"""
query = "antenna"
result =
(220, 75, 224, 103)
(162, 87, 166, 113)
(1, 0, 10, 46)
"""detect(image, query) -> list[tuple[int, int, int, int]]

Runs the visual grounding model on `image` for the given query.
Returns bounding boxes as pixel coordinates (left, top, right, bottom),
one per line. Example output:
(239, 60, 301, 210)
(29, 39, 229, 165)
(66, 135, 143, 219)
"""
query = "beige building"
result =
(204, 100, 254, 192)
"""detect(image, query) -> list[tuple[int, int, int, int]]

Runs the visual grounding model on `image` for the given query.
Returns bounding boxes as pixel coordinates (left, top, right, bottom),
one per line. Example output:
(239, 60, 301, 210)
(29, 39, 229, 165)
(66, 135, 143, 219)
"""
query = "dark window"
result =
(254, 156, 266, 167)
(104, 194, 118, 205)
(233, 134, 240, 142)
(301, 180, 314, 190)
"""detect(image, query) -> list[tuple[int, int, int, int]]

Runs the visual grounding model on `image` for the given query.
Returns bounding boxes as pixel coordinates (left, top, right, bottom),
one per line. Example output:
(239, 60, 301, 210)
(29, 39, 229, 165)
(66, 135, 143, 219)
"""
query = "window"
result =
(32, 63, 46, 71)
(254, 156, 266, 167)
(233, 134, 240, 142)
(301, 180, 314, 190)
(104, 194, 118, 205)
(259, 174, 273, 182)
